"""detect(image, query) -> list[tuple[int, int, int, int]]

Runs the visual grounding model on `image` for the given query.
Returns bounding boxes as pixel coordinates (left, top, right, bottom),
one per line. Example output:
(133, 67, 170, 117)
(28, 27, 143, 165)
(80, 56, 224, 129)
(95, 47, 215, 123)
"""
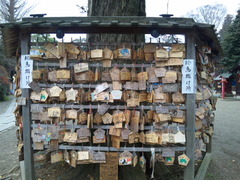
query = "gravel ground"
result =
(205, 97, 240, 180)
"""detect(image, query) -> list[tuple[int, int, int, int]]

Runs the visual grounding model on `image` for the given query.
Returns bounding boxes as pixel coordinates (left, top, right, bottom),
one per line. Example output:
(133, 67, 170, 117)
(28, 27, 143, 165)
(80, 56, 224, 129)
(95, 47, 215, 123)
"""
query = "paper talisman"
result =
(111, 90, 122, 100)
(97, 103, 110, 115)
(63, 132, 77, 143)
(128, 132, 140, 144)
(112, 81, 122, 90)
(65, 88, 78, 101)
(109, 126, 121, 137)
(70, 150, 77, 168)
(139, 155, 146, 173)
(174, 131, 186, 143)
(40, 90, 48, 102)
(139, 131, 146, 144)
(154, 68, 167, 77)
(78, 112, 88, 124)
(65, 109, 78, 119)
(120, 67, 131, 81)
(56, 70, 71, 80)
(155, 47, 169, 59)
(30, 92, 41, 101)
(119, 150, 132, 165)
(103, 47, 113, 60)
(92, 151, 106, 163)
(138, 72, 148, 81)
(111, 136, 121, 149)
(162, 148, 175, 157)
(48, 70, 58, 82)
(93, 112, 103, 125)
(164, 157, 175, 166)
(110, 67, 121, 81)
(29, 81, 41, 93)
(125, 82, 138, 90)
(130, 111, 140, 132)
(97, 92, 110, 101)
(51, 151, 63, 164)
(78, 151, 90, 161)
(178, 154, 190, 166)
(74, 63, 89, 73)
(49, 86, 62, 97)
(96, 82, 109, 94)
(48, 107, 61, 118)
(146, 67, 159, 83)
(117, 48, 131, 59)
(91, 49, 103, 60)
(145, 132, 159, 144)
(102, 113, 113, 124)
(121, 128, 131, 140)
(101, 70, 112, 81)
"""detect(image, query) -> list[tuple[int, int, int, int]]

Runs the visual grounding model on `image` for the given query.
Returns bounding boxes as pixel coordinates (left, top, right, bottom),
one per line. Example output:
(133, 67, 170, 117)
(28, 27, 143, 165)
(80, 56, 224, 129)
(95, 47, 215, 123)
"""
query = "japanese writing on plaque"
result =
(182, 59, 196, 94)
(20, 55, 33, 88)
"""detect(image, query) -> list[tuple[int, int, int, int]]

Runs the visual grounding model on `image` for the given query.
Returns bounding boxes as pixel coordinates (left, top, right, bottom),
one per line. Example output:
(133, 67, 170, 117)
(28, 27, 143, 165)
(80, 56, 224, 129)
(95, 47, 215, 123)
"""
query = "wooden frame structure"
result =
(0, 16, 222, 180)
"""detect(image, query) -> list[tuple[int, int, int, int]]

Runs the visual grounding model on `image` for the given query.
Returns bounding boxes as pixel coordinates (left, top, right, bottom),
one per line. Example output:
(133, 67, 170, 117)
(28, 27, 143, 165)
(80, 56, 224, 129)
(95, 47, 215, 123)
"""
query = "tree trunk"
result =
(87, 0, 146, 43)
(9, 0, 15, 22)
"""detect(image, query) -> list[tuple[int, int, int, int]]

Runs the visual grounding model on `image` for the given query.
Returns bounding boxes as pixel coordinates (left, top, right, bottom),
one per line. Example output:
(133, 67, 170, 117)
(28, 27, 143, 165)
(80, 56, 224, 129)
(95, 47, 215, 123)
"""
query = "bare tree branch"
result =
(0, 0, 34, 22)
(186, 3, 227, 30)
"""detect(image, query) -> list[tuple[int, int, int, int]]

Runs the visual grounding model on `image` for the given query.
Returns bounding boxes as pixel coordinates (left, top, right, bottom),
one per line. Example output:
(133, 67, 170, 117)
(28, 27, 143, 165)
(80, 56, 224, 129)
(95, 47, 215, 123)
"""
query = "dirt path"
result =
(0, 96, 15, 115)
(0, 96, 20, 179)
(205, 98, 240, 180)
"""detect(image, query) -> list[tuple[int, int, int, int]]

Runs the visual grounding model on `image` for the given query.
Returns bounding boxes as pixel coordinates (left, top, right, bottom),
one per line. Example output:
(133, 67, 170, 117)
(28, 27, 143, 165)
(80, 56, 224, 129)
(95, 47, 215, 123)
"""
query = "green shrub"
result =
(0, 84, 9, 101)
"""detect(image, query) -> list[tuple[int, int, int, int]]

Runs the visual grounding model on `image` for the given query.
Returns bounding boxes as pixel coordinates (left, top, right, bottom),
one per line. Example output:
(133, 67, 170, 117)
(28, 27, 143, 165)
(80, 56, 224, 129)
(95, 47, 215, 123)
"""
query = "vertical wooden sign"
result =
(20, 55, 33, 88)
(182, 59, 196, 94)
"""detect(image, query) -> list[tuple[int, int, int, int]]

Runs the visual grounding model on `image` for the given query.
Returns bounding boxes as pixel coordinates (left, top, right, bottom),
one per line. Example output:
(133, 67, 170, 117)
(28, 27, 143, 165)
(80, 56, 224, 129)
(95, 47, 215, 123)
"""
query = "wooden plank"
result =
(56, 145, 186, 152)
(184, 33, 196, 180)
(195, 153, 212, 180)
(21, 31, 35, 180)
(100, 152, 118, 180)
(31, 124, 186, 131)
(32, 103, 187, 110)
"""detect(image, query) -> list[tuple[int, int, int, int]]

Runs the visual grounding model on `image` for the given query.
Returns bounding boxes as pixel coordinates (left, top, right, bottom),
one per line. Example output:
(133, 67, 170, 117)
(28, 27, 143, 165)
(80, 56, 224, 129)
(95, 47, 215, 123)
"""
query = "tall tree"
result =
(219, 14, 234, 41)
(87, 0, 146, 43)
(186, 3, 227, 30)
(220, 10, 240, 71)
(0, 0, 33, 22)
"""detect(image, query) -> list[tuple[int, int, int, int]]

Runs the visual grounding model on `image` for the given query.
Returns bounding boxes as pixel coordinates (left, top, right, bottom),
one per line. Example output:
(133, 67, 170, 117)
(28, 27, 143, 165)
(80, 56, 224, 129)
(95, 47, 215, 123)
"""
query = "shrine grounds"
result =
(0, 96, 240, 179)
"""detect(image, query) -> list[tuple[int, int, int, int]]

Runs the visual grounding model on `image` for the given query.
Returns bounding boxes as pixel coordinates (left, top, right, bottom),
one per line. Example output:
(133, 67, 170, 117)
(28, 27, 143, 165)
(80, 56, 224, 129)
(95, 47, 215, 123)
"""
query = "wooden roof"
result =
(0, 16, 222, 57)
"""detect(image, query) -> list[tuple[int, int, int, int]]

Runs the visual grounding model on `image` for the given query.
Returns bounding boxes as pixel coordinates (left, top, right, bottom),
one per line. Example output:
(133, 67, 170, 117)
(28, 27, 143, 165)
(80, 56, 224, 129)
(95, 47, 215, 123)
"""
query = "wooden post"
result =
(184, 33, 196, 180)
(21, 31, 35, 180)
(221, 77, 225, 99)
(206, 135, 212, 153)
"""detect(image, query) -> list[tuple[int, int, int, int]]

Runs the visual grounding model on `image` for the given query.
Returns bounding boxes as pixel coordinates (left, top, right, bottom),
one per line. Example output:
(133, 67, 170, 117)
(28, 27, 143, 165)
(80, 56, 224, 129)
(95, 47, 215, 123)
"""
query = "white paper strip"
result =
(20, 55, 33, 89)
(182, 59, 196, 94)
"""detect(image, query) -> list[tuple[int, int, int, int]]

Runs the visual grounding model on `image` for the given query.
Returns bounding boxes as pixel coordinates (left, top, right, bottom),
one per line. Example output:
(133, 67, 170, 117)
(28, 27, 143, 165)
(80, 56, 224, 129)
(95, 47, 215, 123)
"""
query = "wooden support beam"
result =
(31, 124, 186, 131)
(194, 153, 212, 180)
(206, 135, 212, 153)
(111, 20, 119, 25)
(21, 32, 35, 180)
(184, 33, 196, 180)
(130, 21, 138, 26)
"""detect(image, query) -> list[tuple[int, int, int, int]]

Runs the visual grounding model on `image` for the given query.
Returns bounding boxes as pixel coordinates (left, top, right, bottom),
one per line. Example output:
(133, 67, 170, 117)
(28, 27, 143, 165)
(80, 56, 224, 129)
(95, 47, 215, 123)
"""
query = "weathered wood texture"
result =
(21, 32, 35, 180)
(184, 33, 196, 180)
(194, 153, 212, 180)
(87, 0, 146, 43)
